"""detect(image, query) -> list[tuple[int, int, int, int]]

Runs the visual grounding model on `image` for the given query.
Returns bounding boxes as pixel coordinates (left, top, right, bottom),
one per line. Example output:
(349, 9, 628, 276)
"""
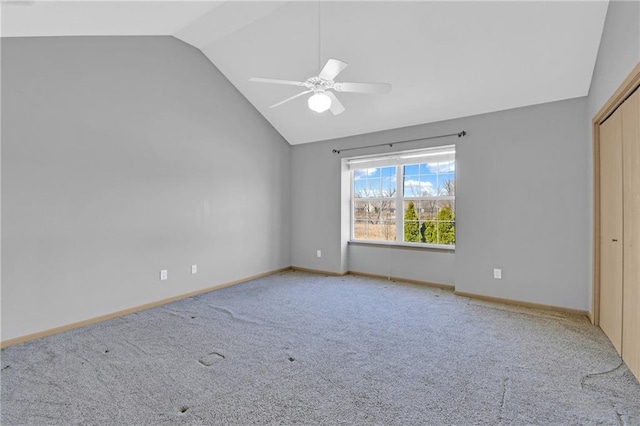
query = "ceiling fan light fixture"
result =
(250, 58, 389, 115)
(308, 91, 332, 113)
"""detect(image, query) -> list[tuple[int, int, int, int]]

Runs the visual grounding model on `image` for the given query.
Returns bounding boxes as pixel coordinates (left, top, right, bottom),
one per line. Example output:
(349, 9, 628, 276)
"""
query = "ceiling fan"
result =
(249, 59, 391, 115)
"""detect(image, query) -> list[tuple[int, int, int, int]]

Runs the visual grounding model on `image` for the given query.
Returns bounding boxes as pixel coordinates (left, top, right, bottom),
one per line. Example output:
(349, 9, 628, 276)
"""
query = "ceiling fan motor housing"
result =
(306, 76, 334, 91)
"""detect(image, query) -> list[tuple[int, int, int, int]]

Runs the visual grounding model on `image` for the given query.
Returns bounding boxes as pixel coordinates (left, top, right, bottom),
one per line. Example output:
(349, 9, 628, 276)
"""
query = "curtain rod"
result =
(331, 131, 466, 154)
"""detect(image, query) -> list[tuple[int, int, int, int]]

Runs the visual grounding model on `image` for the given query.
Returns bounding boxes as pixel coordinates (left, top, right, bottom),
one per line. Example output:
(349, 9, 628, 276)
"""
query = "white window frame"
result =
(348, 145, 455, 250)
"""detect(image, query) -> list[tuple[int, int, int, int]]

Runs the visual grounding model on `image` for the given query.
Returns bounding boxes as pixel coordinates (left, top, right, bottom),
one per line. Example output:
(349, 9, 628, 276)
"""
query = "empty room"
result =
(1, 0, 640, 424)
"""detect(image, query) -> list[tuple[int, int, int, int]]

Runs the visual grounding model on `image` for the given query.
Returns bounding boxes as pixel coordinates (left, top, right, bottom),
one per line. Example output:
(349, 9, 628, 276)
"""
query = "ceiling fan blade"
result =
(326, 91, 345, 115)
(269, 89, 313, 108)
(318, 59, 348, 81)
(250, 77, 306, 87)
(334, 82, 392, 94)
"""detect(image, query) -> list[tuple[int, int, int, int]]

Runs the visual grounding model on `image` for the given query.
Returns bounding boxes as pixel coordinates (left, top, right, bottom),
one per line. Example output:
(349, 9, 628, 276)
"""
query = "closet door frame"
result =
(592, 61, 640, 325)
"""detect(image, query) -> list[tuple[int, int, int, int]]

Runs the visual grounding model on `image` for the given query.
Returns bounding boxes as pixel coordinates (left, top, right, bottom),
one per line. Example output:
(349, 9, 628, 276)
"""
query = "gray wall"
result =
(348, 245, 455, 286)
(585, 0, 640, 311)
(453, 99, 589, 310)
(1, 36, 291, 341)
(292, 98, 590, 310)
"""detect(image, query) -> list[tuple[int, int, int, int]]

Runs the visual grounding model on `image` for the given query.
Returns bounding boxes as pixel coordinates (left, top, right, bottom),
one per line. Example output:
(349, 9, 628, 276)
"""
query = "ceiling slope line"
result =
(174, 1, 290, 48)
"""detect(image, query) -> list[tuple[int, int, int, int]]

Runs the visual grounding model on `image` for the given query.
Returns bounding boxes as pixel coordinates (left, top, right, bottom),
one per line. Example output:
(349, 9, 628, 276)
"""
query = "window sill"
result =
(348, 240, 455, 253)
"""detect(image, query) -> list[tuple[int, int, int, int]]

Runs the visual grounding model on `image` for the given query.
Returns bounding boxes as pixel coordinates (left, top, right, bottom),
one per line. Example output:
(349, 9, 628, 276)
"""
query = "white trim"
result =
(346, 145, 455, 170)
(399, 150, 455, 160)
(396, 163, 404, 242)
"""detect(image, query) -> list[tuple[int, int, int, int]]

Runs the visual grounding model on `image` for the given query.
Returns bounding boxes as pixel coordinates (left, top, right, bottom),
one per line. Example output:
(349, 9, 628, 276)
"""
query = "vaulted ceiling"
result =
(1, 1, 609, 145)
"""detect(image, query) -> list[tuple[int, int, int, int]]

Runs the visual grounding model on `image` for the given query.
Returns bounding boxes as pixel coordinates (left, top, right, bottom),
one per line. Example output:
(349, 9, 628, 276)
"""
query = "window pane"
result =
(354, 168, 395, 198)
(367, 220, 395, 241)
(436, 220, 455, 245)
(415, 200, 438, 220)
(353, 200, 368, 220)
(425, 161, 439, 173)
(354, 179, 367, 197)
(353, 220, 369, 240)
(381, 166, 395, 177)
(382, 176, 397, 197)
(438, 173, 455, 196)
(403, 220, 421, 242)
(403, 200, 421, 242)
(353, 169, 369, 181)
(373, 200, 396, 221)
(421, 175, 437, 196)
(402, 198, 454, 243)
(435, 200, 455, 245)
(352, 200, 396, 242)
(438, 160, 455, 173)
(405, 175, 437, 197)
(403, 175, 420, 196)
(404, 164, 419, 175)
(421, 220, 437, 244)
(436, 200, 455, 215)
(366, 178, 380, 196)
(367, 168, 381, 178)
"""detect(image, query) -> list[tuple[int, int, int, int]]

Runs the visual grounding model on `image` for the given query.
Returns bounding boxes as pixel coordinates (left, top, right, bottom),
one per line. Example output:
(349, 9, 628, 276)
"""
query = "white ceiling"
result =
(1, 1, 609, 145)
(1, 1, 221, 36)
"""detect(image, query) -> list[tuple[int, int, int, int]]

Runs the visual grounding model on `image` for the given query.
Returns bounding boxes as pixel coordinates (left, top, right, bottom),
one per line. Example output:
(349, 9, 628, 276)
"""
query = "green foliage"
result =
(423, 220, 436, 243)
(422, 205, 455, 245)
(403, 201, 421, 242)
(437, 206, 456, 244)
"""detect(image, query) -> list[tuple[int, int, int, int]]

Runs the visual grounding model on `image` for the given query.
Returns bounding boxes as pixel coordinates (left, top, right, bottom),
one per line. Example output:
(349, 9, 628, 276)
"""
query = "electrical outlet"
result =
(317, 250, 322, 258)
(493, 268, 502, 279)
(191, 265, 197, 274)
(160, 270, 168, 281)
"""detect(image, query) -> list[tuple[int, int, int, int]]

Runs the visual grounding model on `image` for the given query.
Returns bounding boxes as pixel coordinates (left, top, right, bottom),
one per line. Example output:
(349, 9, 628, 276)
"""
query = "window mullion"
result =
(351, 170, 355, 240)
(396, 164, 403, 242)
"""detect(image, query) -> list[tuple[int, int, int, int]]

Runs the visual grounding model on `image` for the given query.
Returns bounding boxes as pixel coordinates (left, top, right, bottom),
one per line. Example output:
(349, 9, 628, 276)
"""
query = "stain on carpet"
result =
(199, 352, 225, 367)
(580, 360, 640, 401)
(498, 377, 510, 424)
(208, 305, 264, 326)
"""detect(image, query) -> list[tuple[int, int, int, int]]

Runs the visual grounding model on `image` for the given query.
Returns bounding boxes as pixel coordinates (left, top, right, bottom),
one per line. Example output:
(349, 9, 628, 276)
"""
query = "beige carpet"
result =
(2, 271, 639, 425)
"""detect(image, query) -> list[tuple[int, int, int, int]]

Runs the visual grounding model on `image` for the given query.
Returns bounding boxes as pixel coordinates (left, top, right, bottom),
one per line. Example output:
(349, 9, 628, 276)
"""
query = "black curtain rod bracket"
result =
(332, 130, 466, 154)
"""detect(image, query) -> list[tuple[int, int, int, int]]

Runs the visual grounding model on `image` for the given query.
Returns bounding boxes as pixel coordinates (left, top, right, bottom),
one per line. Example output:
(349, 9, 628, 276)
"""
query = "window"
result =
(349, 145, 455, 247)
